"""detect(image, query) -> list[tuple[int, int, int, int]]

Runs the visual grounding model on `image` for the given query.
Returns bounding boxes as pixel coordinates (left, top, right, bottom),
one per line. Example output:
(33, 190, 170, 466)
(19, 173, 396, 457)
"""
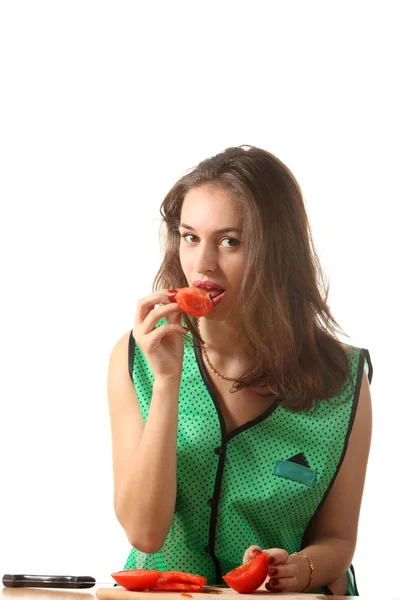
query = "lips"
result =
(192, 280, 225, 301)
(192, 280, 225, 290)
(211, 291, 225, 306)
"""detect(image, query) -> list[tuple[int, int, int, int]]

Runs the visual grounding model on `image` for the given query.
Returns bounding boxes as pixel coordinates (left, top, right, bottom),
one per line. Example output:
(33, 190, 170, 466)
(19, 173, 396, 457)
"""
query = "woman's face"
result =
(178, 185, 245, 320)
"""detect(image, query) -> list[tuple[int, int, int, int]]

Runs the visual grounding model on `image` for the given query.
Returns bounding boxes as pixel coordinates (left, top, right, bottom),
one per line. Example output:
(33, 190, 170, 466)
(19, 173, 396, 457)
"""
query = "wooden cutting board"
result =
(96, 587, 327, 600)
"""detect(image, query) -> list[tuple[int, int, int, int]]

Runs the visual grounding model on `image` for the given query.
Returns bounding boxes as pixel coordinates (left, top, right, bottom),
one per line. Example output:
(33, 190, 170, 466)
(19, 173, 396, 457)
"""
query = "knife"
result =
(2, 574, 96, 589)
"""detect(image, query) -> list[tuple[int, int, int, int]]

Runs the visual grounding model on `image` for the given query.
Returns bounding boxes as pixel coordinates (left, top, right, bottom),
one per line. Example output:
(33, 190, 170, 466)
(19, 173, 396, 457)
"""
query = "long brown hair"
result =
(153, 145, 352, 410)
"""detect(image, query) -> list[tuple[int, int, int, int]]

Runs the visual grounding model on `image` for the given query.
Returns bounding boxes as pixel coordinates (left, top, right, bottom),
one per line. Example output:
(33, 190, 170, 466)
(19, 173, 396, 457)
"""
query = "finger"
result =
(142, 323, 189, 351)
(268, 562, 298, 580)
(243, 545, 263, 564)
(266, 576, 297, 593)
(140, 302, 183, 334)
(135, 290, 179, 324)
(168, 306, 184, 326)
(266, 547, 289, 566)
(166, 289, 178, 299)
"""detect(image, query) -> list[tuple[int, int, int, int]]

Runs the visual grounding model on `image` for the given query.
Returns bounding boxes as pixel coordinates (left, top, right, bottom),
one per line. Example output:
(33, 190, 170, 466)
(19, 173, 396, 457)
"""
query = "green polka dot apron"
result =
(124, 319, 372, 596)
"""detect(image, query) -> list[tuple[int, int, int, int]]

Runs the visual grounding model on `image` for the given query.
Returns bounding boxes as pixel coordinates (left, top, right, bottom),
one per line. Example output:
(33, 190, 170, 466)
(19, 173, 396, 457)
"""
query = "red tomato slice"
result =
(222, 551, 269, 594)
(160, 571, 207, 587)
(175, 287, 213, 317)
(150, 581, 202, 592)
(111, 569, 161, 591)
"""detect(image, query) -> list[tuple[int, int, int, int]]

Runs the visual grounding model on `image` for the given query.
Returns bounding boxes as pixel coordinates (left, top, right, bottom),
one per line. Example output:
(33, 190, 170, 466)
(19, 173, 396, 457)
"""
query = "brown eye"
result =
(221, 237, 240, 247)
(181, 233, 198, 243)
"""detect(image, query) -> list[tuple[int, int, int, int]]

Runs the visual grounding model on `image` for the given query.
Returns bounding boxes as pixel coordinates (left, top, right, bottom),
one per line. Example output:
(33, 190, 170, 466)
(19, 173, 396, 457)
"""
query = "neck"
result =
(197, 317, 255, 378)
(197, 317, 240, 355)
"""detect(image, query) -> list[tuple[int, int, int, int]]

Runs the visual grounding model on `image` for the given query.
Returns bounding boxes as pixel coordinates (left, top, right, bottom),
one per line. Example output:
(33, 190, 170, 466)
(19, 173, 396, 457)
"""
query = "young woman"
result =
(107, 145, 372, 595)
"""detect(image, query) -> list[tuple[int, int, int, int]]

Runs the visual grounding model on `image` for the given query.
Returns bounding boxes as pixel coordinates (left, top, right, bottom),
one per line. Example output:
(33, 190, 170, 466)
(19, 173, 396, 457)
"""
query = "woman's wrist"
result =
(152, 377, 181, 394)
(289, 551, 314, 592)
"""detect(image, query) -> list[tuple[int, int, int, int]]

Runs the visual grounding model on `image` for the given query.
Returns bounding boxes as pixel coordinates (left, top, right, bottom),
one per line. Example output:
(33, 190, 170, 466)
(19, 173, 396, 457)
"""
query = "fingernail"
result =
(270, 579, 279, 587)
(269, 568, 278, 576)
(268, 556, 275, 565)
(252, 549, 262, 556)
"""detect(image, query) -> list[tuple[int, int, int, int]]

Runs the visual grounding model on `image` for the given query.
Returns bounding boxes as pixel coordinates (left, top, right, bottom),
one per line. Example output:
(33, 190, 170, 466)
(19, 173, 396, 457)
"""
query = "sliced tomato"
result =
(150, 581, 202, 592)
(175, 287, 213, 317)
(111, 569, 161, 591)
(160, 571, 207, 587)
(222, 551, 269, 594)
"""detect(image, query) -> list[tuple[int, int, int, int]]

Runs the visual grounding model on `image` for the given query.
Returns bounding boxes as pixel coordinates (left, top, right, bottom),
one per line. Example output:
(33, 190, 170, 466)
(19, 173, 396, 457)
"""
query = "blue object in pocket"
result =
(273, 460, 317, 487)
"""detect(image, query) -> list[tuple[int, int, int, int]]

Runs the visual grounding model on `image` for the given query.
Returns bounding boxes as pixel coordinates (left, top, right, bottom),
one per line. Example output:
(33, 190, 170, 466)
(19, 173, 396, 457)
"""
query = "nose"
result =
(194, 243, 217, 274)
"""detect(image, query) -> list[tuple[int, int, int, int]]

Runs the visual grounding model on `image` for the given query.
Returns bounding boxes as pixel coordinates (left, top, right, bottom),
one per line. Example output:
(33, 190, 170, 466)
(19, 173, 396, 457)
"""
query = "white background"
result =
(0, 1, 398, 596)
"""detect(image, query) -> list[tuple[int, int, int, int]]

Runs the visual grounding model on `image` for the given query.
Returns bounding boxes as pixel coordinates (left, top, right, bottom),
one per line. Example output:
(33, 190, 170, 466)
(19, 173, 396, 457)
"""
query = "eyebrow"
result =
(179, 223, 242, 234)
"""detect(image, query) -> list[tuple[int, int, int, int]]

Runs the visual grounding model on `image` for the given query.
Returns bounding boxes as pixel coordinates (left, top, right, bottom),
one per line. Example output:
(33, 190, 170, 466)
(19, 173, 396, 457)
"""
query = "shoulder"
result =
(342, 365, 372, 484)
(107, 331, 141, 421)
(108, 330, 133, 381)
(353, 367, 372, 438)
(110, 330, 132, 359)
(338, 342, 373, 381)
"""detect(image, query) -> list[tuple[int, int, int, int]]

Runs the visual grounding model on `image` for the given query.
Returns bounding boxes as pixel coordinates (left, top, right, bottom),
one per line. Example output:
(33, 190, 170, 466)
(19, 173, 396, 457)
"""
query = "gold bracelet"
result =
(292, 550, 314, 593)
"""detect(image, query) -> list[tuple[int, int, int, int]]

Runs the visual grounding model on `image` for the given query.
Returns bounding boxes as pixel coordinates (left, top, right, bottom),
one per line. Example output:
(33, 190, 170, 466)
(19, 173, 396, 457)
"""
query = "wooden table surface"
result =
(1, 584, 398, 600)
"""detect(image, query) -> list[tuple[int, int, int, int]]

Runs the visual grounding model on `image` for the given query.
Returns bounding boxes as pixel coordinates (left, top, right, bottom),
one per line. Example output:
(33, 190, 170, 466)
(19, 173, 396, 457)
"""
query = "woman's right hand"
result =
(133, 289, 188, 381)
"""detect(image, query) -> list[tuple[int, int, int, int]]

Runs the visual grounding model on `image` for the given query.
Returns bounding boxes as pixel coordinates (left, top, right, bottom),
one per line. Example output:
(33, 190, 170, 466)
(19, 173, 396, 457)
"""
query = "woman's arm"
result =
(244, 367, 372, 593)
(291, 367, 373, 592)
(107, 331, 181, 554)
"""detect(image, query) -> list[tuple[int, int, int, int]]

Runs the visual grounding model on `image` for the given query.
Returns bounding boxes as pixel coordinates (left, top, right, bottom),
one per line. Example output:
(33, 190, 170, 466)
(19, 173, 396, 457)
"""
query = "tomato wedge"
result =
(150, 582, 202, 592)
(160, 571, 207, 587)
(174, 287, 213, 317)
(222, 551, 269, 593)
(111, 569, 161, 591)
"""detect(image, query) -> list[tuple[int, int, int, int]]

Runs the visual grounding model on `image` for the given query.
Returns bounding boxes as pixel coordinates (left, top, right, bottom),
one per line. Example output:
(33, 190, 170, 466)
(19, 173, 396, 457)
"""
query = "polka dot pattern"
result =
(124, 318, 370, 594)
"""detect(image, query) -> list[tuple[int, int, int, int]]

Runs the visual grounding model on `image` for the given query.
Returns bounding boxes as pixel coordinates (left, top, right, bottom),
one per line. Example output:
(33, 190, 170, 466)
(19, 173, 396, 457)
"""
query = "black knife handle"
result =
(2, 574, 96, 589)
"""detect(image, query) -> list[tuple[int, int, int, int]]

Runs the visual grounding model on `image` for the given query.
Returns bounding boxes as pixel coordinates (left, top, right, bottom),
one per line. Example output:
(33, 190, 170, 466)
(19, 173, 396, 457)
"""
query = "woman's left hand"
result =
(243, 545, 299, 593)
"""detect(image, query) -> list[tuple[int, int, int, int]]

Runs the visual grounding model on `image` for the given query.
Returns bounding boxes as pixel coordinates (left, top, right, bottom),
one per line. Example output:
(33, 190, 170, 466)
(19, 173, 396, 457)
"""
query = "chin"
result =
(201, 312, 226, 323)
(203, 303, 238, 324)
